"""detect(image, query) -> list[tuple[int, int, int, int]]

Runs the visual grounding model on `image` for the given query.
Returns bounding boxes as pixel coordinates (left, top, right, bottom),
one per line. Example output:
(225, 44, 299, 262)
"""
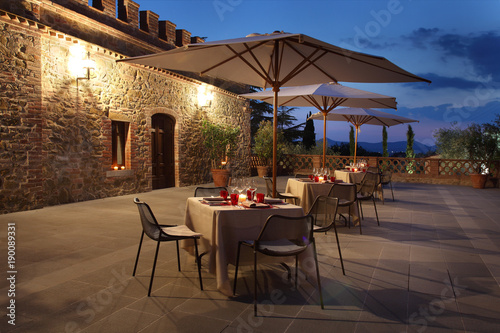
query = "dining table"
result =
(285, 178, 360, 223)
(182, 197, 308, 296)
(334, 169, 366, 184)
(334, 169, 384, 200)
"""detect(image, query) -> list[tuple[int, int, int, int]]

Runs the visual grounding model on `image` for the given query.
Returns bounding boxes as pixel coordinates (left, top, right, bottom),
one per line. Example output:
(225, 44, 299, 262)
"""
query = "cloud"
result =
(406, 73, 481, 90)
(407, 27, 440, 49)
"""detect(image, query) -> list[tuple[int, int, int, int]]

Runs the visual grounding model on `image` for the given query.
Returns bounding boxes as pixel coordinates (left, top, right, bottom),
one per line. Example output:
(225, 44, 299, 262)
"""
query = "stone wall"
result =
(0, 8, 250, 214)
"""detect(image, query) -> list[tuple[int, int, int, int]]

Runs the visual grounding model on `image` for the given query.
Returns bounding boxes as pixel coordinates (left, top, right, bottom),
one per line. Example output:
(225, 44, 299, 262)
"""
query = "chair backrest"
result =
(263, 176, 273, 197)
(257, 214, 314, 252)
(308, 196, 339, 231)
(134, 198, 162, 240)
(328, 183, 356, 204)
(367, 166, 379, 174)
(358, 172, 379, 196)
(194, 186, 227, 197)
(295, 173, 309, 178)
(380, 170, 392, 184)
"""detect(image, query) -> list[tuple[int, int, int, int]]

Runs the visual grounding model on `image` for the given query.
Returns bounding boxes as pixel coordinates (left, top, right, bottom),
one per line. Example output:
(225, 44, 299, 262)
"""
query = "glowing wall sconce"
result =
(68, 44, 95, 82)
(197, 84, 214, 108)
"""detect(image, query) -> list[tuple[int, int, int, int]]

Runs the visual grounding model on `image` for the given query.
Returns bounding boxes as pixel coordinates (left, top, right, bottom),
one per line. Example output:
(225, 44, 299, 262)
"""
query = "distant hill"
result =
(318, 138, 436, 155)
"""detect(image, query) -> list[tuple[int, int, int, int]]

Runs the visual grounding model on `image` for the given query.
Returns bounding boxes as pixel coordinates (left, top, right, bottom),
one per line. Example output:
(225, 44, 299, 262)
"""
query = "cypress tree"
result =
(302, 112, 316, 150)
(349, 126, 355, 156)
(382, 126, 388, 157)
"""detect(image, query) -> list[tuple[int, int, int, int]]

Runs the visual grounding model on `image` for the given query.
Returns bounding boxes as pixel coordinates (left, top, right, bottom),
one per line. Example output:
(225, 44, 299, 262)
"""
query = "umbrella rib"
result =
(367, 98, 397, 109)
(280, 42, 336, 85)
(199, 42, 272, 86)
(296, 39, 431, 83)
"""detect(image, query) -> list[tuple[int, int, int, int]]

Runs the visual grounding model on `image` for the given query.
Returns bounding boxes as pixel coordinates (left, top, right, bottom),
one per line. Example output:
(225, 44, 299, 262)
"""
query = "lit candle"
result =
(113, 166, 118, 170)
(120, 166, 125, 170)
(318, 176, 324, 182)
(239, 194, 247, 202)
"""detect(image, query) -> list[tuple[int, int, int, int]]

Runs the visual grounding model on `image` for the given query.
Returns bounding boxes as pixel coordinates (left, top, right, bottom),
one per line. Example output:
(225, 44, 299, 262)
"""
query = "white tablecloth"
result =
(183, 197, 305, 296)
(285, 178, 360, 224)
(334, 170, 384, 200)
(334, 170, 365, 184)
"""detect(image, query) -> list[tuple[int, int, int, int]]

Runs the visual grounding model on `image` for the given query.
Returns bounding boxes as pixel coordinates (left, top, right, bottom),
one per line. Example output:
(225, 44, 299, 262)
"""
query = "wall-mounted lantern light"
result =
(69, 44, 95, 82)
(197, 84, 214, 108)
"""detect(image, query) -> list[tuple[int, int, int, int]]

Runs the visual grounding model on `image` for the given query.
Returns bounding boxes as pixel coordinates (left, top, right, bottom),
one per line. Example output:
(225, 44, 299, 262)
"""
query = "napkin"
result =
(241, 201, 270, 208)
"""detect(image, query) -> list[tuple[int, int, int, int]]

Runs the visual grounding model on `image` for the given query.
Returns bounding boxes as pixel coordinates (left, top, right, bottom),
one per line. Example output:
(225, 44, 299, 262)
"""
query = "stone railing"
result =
(251, 154, 500, 187)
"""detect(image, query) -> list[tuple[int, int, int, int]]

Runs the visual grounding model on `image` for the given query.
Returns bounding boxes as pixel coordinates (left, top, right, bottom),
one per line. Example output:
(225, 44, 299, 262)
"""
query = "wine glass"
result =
(248, 179, 257, 201)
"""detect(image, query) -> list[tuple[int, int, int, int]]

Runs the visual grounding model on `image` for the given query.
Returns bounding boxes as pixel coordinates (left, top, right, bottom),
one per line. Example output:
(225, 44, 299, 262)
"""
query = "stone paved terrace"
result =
(1, 178, 499, 333)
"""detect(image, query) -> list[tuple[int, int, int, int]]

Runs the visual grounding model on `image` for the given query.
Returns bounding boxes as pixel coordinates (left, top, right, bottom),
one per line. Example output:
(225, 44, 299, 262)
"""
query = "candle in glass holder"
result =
(120, 166, 125, 170)
(318, 176, 324, 182)
(113, 166, 119, 170)
(239, 194, 247, 202)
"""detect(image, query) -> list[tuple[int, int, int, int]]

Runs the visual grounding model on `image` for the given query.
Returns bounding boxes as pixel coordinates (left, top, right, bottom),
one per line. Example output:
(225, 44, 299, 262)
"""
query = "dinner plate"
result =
(203, 196, 225, 201)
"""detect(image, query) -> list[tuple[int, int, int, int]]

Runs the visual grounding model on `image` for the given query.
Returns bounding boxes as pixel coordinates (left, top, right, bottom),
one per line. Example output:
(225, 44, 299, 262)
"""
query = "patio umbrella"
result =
(241, 82, 398, 167)
(117, 31, 429, 196)
(308, 108, 418, 164)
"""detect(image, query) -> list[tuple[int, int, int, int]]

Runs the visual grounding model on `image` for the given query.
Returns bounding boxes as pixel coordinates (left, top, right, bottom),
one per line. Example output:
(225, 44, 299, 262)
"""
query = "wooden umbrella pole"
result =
(322, 111, 327, 168)
(272, 86, 279, 198)
(354, 125, 359, 164)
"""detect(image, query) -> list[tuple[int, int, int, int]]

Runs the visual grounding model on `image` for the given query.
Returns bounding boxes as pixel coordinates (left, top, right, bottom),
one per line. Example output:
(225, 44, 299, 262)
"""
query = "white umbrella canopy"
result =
(241, 82, 398, 167)
(309, 108, 418, 163)
(241, 82, 397, 109)
(118, 31, 429, 195)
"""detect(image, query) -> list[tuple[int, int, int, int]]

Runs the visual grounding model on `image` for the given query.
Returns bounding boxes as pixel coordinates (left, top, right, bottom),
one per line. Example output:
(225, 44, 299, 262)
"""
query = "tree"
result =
(433, 124, 468, 159)
(277, 106, 303, 143)
(349, 126, 355, 157)
(249, 98, 273, 141)
(406, 125, 415, 159)
(406, 124, 415, 174)
(253, 120, 285, 166)
(382, 126, 388, 157)
(302, 111, 316, 150)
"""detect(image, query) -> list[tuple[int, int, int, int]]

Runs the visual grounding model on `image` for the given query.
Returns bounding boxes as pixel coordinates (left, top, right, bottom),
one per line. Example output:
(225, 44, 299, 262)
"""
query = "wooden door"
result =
(151, 114, 175, 189)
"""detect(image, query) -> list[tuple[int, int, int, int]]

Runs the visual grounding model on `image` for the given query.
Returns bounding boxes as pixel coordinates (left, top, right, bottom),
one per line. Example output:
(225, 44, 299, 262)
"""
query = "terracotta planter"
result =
(470, 174, 488, 189)
(211, 169, 230, 187)
(256, 165, 270, 178)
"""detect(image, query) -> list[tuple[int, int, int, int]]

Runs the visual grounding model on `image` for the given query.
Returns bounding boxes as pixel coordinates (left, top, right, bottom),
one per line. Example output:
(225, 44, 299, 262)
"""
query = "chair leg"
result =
(233, 241, 242, 295)
(193, 238, 203, 290)
(176, 240, 181, 271)
(357, 201, 363, 235)
(253, 249, 258, 316)
(295, 255, 299, 289)
(332, 222, 345, 275)
(390, 182, 394, 201)
(358, 200, 364, 220)
(312, 240, 324, 309)
(148, 241, 161, 297)
(133, 231, 145, 276)
(372, 197, 380, 226)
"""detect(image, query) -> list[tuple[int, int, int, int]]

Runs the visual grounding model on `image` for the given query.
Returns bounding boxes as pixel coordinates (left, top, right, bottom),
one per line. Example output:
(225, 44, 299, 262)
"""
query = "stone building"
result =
(0, 0, 251, 214)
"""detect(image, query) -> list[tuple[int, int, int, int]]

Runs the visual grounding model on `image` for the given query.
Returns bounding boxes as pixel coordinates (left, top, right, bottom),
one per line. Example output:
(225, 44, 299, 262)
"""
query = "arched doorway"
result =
(151, 114, 175, 189)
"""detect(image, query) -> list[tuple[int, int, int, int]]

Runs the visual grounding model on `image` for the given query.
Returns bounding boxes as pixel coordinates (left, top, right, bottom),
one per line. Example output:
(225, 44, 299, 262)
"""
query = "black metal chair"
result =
(328, 183, 358, 231)
(295, 173, 310, 178)
(356, 172, 380, 234)
(380, 170, 394, 202)
(263, 176, 300, 205)
(133, 198, 203, 296)
(233, 214, 323, 315)
(194, 186, 227, 197)
(308, 196, 345, 275)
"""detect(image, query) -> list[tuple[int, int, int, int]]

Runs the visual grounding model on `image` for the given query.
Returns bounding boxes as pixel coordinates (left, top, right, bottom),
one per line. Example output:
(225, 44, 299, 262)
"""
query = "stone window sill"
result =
(106, 170, 134, 178)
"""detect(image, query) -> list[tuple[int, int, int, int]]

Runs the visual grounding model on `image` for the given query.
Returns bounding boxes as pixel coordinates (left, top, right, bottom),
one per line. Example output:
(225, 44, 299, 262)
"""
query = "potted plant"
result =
(201, 119, 240, 186)
(253, 120, 284, 177)
(464, 123, 499, 189)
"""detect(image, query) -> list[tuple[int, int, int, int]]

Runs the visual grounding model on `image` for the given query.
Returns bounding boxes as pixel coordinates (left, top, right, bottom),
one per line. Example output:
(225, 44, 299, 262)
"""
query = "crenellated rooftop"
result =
(0, 0, 203, 56)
